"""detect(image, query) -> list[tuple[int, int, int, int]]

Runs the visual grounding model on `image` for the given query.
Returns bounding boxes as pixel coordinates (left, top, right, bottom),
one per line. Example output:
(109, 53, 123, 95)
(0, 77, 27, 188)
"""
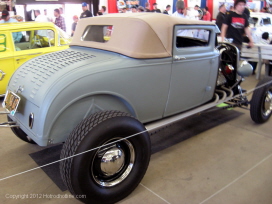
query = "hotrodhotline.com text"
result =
(5, 194, 86, 199)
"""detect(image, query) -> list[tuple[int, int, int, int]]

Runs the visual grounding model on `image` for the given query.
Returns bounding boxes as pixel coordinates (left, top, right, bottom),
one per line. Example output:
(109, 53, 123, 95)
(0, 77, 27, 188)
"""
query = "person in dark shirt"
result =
(216, 4, 226, 31)
(80, 2, 93, 19)
(71, 15, 78, 37)
(163, 5, 171, 15)
(221, 0, 253, 51)
(243, 7, 250, 19)
(145, 2, 150, 12)
(131, 6, 137, 13)
(54, 9, 66, 31)
(137, 6, 145, 13)
(151, 3, 161, 13)
(226, 6, 234, 15)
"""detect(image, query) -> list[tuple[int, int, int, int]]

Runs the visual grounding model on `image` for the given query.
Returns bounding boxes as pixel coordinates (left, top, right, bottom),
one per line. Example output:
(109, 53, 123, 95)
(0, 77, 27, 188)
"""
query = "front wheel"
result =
(250, 77, 272, 123)
(60, 110, 151, 204)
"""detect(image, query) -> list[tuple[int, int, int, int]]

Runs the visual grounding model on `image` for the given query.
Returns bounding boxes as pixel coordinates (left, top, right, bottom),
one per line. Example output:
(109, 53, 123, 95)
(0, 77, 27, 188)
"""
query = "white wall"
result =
(187, 0, 201, 8)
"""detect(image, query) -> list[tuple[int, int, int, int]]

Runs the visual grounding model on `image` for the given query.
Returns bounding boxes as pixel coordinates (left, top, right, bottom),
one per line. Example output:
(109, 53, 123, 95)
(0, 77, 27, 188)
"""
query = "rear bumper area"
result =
(0, 111, 20, 128)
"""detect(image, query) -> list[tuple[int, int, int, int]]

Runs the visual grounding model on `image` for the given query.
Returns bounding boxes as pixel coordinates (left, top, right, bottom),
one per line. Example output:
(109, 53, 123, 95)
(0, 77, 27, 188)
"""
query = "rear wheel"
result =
(7, 116, 36, 144)
(60, 110, 151, 204)
(250, 77, 272, 123)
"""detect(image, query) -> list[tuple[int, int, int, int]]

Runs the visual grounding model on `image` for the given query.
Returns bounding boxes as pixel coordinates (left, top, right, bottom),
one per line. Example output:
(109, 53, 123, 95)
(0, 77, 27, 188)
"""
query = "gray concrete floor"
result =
(0, 73, 272, 204)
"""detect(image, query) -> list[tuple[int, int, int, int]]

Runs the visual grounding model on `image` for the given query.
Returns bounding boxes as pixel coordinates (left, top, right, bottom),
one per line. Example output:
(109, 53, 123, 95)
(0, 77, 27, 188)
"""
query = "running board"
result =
(145, 88, 235, 133)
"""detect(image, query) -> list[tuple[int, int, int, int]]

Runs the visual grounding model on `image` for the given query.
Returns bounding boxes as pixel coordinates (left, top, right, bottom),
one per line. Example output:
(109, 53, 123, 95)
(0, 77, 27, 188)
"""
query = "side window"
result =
(176, 29, 210, 48)
(0, 34, 7, 52)
(81, 25, 114, 43)
(13, 29, 55, 51)
(262, 17, 271, 25)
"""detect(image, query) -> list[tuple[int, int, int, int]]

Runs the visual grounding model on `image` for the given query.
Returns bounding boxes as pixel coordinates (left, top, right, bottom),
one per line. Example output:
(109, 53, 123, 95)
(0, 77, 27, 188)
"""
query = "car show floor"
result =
(0, 73, 272, 204)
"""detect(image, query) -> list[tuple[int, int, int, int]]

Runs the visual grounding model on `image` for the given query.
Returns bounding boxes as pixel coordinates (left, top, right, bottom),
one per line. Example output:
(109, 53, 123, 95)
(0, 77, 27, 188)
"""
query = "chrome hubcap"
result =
(263, 90, 272, 116)
(100, 147, 125, 176)
(92, 138, 135, 187)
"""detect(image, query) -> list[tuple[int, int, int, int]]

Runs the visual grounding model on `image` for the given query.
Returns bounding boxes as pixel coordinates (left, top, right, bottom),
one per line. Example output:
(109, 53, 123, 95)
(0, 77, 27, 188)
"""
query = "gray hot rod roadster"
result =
(1, 13, 272, 203)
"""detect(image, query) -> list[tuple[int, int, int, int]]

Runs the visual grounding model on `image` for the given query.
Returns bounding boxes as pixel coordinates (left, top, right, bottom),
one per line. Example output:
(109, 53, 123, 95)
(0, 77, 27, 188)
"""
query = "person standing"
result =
(163, 5, 171, 15)
(54, 8, 66, 32)
(35, 10, 49, 22)
(221, 0, 253, 51)
(226, 6, 234, 15)
(0, 9, 17, 23)
(71, 15, 78, 37)
(100, 6, 107, 15)
(151, 3, 161, 13)
(44, 9, 52, 22)
(121, 8, 127, 13)
(131, 6, 137, 13)
(172, 1, 188, 18)
(137, 6, 145, 12)
(216, 4, 226, 31)
(0, 10, 22, 43)
(80, 2, 93, 19)
(35, 9, 51, 38)
(202, 7, 211, 21)
(145, 2, 150, 12)
(6, 0, 16, 15)
(193, 5, 201, 19)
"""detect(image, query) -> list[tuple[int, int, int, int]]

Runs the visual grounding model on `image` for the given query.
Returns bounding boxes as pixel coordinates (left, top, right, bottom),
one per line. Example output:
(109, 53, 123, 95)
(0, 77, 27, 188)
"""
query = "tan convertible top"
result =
(71, 13, 215, 58)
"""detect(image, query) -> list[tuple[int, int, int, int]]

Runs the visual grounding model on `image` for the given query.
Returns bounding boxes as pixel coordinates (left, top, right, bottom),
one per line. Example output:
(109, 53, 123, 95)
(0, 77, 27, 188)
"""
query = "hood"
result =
(8, 47, 115, 106)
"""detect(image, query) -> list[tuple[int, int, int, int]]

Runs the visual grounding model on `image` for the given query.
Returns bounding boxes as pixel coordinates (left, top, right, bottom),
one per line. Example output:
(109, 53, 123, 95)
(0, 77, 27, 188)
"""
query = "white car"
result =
(249, 12, 272, 43)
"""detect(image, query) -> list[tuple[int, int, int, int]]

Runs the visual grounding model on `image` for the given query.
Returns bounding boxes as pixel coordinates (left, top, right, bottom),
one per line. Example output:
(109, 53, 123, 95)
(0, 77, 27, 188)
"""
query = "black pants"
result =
(249, 61, 257, 74)
(6, 6, 16, 15)
(269, 64, 272, 76)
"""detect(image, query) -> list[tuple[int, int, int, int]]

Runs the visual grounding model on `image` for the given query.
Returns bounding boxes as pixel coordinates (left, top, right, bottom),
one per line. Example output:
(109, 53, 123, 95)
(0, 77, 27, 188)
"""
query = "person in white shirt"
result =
(35, 10, 50, 22)
(44, 9, 52, 22)
(34, 10, 51, 39)
(192, 5, 201, 20)
(172, 1, 196, 37)
(172, 1, 188, 18)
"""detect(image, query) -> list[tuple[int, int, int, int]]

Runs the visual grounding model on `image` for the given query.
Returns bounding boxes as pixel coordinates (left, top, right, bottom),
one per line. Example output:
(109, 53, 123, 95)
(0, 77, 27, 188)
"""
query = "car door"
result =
(12, 27, 62, 69)
(0, 32, 15, 96)
(164, 25, 219, 117)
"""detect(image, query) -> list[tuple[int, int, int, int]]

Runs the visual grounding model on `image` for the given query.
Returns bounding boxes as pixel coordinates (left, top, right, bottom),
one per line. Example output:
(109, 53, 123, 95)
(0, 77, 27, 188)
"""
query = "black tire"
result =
(60, 110, 151, 204)
(250, 77, 272, 123)
(7, 116, 36, 144)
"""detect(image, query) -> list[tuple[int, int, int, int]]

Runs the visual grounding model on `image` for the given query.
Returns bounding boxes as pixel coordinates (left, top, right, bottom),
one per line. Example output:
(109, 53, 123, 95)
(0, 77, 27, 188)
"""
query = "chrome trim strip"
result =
(0, 121, 20, 128)
(0, 111, 9, 115)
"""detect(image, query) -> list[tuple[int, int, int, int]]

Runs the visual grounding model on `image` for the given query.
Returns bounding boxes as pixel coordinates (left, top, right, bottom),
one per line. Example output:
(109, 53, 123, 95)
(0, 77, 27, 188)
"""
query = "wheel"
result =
(60, 110, 151, 204)
(250, 77, 272, 123)
(7, 116, 36, 144)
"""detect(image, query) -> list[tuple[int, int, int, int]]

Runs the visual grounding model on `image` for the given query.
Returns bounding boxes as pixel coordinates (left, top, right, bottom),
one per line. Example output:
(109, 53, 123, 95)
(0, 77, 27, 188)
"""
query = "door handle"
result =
(0, 70, 6, 81)
(174, 56, 186, 61)
(16, 57, 27, 61)
(28, 52, 42, 56)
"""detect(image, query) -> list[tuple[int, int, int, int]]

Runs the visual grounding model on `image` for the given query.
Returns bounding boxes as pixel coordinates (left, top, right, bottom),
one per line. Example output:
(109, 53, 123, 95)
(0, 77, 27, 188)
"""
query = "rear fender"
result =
(47, 94, 136, 144)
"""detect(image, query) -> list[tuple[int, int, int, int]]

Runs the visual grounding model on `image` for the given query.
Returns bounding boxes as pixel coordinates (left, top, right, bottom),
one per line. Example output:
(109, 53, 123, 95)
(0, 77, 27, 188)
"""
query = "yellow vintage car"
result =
(0, 22, 71, 96)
